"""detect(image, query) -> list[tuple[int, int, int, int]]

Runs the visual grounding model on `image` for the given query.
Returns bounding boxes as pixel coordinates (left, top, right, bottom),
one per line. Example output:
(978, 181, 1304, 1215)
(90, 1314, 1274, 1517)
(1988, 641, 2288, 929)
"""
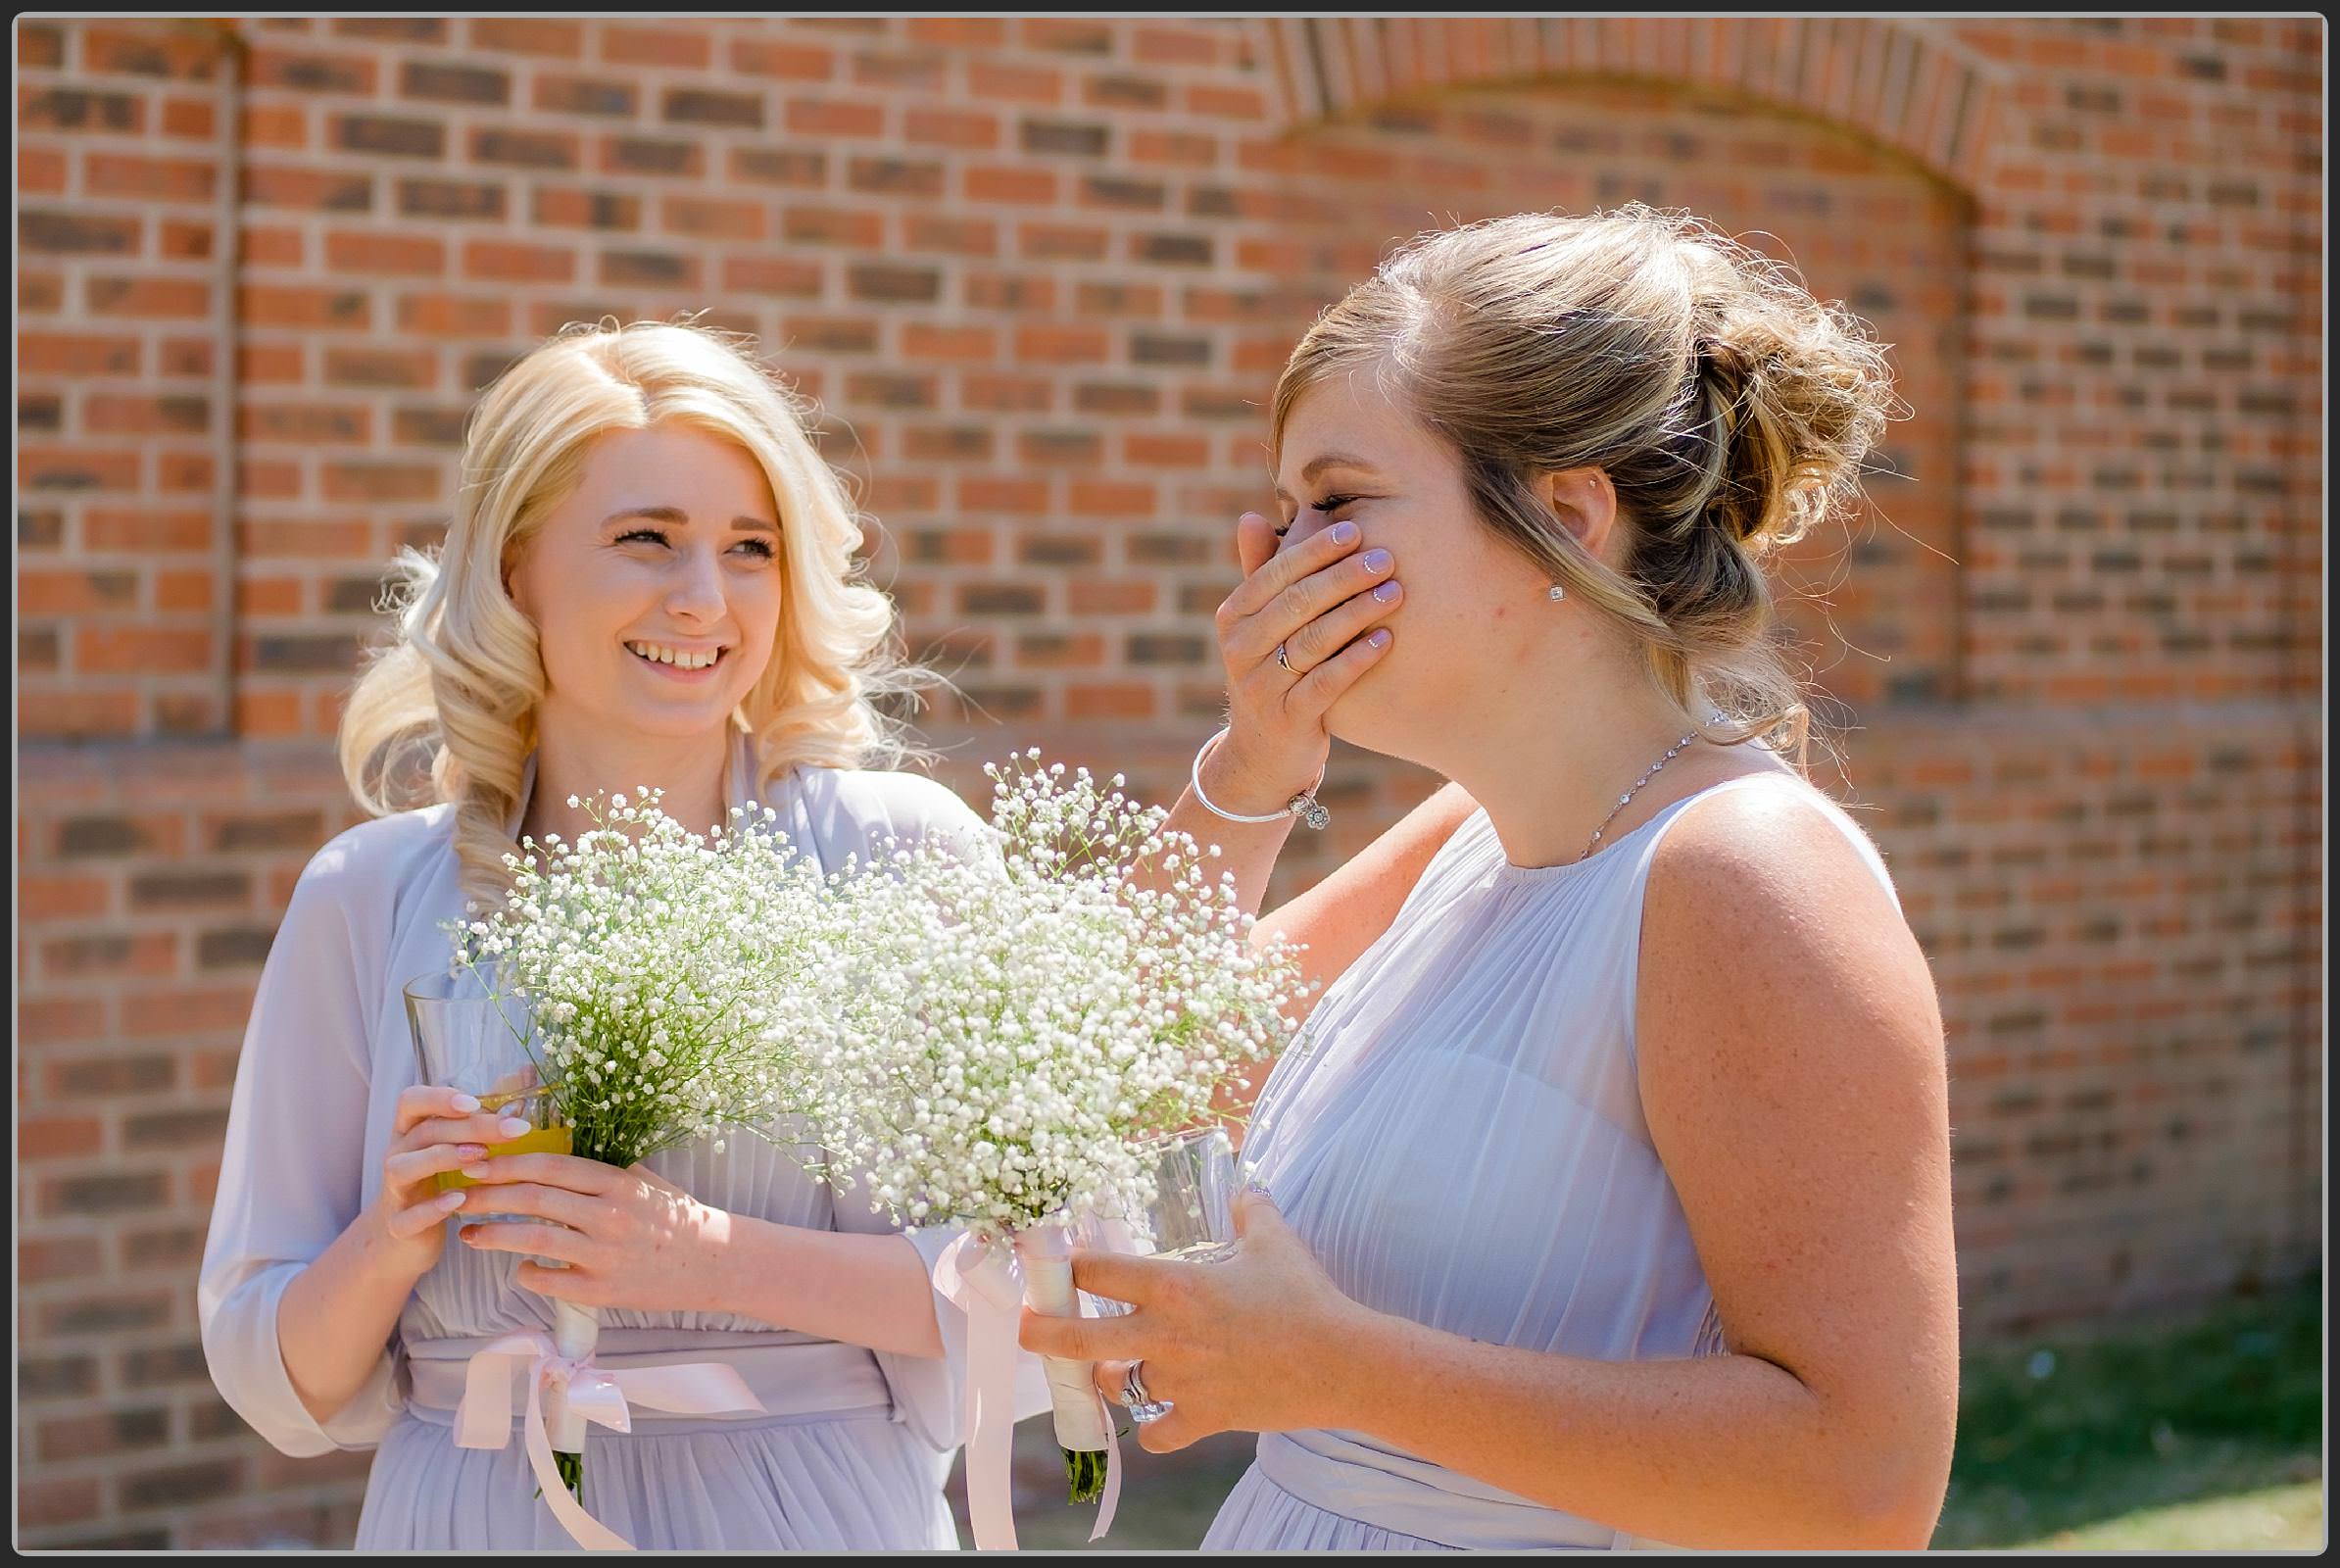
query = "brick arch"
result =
(1251, 17, 2006, 195)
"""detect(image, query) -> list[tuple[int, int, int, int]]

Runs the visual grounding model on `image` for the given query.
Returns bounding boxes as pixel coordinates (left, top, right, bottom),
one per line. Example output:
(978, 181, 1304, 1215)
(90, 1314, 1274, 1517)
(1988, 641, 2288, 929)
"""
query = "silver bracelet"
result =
(1190, 726, 1330, 830)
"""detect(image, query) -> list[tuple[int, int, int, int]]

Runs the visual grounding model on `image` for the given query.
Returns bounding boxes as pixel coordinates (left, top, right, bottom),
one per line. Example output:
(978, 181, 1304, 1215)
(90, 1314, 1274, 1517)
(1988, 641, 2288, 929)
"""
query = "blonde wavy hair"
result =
(1272, 205, 1900, 769)
(338, 318, 922, 905)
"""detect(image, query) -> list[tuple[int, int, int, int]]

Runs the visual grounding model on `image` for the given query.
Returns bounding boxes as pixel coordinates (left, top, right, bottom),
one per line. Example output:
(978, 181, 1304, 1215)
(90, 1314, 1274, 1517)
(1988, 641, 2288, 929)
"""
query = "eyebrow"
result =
(1270, 451, 1382, 503)
(602, 506, 778, 534)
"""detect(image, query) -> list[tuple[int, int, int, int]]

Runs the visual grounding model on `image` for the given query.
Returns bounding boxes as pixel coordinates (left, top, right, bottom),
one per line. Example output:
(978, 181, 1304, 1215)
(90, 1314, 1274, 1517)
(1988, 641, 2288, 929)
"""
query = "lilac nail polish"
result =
(1373, 580, 1401, 603)
(1362, 548, 1391, 573)
(1329, 520, 1358, 545)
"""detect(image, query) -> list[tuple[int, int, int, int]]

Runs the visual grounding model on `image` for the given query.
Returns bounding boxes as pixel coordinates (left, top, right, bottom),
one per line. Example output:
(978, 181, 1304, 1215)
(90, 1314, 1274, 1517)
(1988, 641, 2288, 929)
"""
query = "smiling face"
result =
(1271, 365, 1562, 765)
(505, 421, 784, 745)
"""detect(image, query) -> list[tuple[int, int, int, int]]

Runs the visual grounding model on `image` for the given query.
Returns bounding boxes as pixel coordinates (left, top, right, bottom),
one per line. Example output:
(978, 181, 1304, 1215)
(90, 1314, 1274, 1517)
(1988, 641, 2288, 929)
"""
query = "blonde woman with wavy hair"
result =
(1024, 207, 1959, 1549)
(201, 319, 1037, 1550)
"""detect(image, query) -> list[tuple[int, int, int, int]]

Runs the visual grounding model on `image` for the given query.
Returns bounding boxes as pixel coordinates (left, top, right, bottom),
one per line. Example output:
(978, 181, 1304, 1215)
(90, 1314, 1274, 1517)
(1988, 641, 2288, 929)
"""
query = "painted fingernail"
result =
(458, 1145, 487, 1159)
(1329, 520, 1358, 545)
(440, 1191, 466, 1210)
(1373, 580, 1402, 603)
(1361, 548, 1391, 573)
(1367, 629, 1391, 649)
(498, 1116, 530, 1139)
(463, 1163, 491, 1179)
(450, 1093, 480, 1114)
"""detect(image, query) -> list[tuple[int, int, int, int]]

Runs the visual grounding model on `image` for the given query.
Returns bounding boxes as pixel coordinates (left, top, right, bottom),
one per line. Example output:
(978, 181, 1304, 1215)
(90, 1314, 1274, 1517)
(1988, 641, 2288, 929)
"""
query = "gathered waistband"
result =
(404, 1330, 895, 1437)
(1255, 1431, 1635, 1551)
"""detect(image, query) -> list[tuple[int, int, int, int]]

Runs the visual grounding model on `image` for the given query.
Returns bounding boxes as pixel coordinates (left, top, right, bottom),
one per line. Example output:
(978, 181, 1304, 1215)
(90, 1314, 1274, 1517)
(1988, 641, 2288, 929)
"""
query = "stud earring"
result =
(1547, 583, 1565, 602)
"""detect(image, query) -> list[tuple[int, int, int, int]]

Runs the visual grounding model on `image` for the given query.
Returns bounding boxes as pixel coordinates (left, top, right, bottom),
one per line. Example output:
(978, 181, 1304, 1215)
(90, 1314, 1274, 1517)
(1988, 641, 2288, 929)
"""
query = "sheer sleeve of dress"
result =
(806, 767, 1051, 1451)
(197, 822, 408, 1456)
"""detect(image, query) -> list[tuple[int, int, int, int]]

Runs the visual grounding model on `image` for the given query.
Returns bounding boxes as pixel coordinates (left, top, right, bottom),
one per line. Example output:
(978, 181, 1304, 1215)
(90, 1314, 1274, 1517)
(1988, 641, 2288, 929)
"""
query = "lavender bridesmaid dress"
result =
(200, 732, 1045, 1549)
(1204, 773, 1901, 1551)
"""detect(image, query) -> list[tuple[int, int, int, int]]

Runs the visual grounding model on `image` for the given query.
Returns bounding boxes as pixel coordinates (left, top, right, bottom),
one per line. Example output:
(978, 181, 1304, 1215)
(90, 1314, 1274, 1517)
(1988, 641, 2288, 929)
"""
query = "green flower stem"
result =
(1063, 1445, 1109, 1504)
(530, 1449, 585, 1503)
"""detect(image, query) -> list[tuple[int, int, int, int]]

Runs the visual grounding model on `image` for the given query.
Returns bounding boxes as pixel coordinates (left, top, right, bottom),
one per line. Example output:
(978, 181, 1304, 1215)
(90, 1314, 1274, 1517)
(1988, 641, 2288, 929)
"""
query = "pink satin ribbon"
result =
(933, 1225, 1126, 1552)
(452, 1329, 768, 1551)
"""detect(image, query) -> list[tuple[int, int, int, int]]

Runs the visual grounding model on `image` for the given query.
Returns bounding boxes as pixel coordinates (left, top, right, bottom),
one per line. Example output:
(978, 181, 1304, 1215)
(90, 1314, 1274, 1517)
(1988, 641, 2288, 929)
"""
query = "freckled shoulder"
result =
(1633, 775, 1929, 1089)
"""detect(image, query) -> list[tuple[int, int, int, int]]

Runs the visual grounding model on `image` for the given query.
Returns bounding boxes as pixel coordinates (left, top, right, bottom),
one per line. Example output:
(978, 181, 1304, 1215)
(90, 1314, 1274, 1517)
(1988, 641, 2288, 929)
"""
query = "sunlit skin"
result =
(1034, 368, 1959, 1547)
(505, 421, 785, 851)
(1260, 363, 1771, 865)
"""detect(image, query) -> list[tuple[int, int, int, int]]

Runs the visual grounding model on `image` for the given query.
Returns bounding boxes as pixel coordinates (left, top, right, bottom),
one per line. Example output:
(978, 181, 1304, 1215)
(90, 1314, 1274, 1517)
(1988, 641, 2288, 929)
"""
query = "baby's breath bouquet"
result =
(449, 789, 843, 1509)
(810, 754, 1313, 1531)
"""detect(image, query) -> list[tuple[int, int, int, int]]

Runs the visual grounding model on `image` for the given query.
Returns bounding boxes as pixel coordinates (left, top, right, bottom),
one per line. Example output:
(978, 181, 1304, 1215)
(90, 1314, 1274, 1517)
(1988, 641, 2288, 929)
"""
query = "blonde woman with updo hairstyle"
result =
(1023, 207, 1959, 1550)
(200, 320, 1042, 1550)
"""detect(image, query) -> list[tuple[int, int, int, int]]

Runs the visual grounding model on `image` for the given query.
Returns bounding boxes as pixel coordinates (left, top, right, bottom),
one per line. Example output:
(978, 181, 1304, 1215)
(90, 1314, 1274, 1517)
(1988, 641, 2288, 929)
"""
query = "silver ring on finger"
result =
(1122, 1359, 1154, 1410)
(1274, 642, 1294, 674)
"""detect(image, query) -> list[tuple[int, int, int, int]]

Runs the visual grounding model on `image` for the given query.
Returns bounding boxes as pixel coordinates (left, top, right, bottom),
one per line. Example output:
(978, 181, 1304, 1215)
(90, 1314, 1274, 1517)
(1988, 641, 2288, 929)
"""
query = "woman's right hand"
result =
(1207, 512, 1400, 813)
(370, 1079, 534, 1283)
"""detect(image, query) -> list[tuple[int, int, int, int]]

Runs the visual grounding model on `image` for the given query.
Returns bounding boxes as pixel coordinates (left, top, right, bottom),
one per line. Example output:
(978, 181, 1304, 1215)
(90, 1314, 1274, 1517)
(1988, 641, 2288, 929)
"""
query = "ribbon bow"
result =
(934, 1224, 1130, 1552)
(452, 1329, 767, 1550)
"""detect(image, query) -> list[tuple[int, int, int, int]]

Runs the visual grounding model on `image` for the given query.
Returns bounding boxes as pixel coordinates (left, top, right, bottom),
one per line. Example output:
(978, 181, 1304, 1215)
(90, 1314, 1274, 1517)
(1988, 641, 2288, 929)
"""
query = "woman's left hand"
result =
(1018, 1188, 1372, 1453)
(453, 1152, 737, 1316)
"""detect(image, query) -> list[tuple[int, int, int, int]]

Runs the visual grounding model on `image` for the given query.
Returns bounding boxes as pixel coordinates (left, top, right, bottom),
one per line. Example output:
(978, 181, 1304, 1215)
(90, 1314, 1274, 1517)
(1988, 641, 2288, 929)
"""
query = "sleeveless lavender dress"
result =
(1204, 773, 1900, 1551)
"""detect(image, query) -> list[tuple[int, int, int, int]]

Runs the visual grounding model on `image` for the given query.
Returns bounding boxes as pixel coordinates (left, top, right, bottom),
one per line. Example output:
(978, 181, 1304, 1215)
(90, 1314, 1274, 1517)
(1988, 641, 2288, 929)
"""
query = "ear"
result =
(1534, 467, 1618, 566)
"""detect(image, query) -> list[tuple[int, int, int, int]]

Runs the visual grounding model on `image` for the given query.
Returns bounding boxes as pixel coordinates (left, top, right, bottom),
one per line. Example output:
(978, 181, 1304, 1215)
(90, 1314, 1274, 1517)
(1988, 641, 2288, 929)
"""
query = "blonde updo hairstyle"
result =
(1271, 205, 1898, 767)
(338, 318, 916, 905)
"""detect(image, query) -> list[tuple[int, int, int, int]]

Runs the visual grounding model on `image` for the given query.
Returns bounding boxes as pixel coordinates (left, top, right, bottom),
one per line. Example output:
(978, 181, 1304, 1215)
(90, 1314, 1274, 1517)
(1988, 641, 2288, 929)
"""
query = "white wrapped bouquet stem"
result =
(1014, 1220, 1112, 1488)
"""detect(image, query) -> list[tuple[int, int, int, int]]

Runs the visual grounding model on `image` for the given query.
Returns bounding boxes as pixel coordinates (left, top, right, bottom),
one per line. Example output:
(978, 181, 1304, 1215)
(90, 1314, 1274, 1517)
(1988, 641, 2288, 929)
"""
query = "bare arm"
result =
(707, 1221, 946, 1359)
(281, 1088, 555, 1424)
(447, 1152, 949, 1360)
(1179, 781, 1476, 1141)
(1252, 780, 1478, 1022)
(276, 1192, 451, 1422)
(1150, 510, 1424, 1132)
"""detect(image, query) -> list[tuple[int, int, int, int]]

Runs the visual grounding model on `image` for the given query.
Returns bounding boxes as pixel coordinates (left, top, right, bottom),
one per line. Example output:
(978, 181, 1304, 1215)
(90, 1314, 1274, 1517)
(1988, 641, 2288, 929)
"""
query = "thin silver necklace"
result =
(1578, 730, 1702, 862)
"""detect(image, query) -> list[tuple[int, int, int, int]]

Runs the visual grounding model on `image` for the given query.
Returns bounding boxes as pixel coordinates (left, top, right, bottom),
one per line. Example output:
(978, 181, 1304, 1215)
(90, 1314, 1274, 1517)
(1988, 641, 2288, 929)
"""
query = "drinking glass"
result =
(1083, 1124, 1243, 1422)
(403, 965, 570, 1206)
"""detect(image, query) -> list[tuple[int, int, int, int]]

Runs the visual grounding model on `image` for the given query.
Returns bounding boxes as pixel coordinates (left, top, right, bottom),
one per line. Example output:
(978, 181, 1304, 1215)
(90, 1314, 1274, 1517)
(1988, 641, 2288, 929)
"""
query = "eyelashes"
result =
(1274, 494, 1363, 537)
(615, 528, 776, 561)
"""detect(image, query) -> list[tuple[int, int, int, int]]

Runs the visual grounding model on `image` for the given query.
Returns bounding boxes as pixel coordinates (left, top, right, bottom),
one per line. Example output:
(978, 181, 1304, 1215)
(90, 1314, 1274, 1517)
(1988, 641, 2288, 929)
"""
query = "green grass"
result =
(955, 1275, 2325, 1550)
(1933, 1272, 2323, 1549)
(2017, 1482, 2323, 1550)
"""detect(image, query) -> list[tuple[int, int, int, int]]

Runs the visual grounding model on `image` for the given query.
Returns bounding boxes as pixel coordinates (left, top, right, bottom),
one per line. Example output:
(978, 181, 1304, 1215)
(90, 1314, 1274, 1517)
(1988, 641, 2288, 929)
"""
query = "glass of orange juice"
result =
(403, 964, 571, 1197)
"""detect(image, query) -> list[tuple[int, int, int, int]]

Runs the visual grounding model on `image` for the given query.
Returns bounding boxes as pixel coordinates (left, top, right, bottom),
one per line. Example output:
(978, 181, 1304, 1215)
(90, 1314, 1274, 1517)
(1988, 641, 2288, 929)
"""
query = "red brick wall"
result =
(14, 15, 2321, 1547)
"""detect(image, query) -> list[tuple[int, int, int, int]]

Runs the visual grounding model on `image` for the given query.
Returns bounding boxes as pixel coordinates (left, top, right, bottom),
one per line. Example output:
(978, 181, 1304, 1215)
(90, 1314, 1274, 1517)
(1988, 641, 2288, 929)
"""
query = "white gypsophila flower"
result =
(804, 755, 1315, 1236)
(442, 787, 850, 1170)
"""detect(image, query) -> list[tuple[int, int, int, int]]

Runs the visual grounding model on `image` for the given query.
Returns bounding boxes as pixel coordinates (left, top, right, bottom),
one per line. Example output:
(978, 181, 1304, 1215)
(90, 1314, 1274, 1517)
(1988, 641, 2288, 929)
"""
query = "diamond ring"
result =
(1122, 1359, 1154, 1410)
